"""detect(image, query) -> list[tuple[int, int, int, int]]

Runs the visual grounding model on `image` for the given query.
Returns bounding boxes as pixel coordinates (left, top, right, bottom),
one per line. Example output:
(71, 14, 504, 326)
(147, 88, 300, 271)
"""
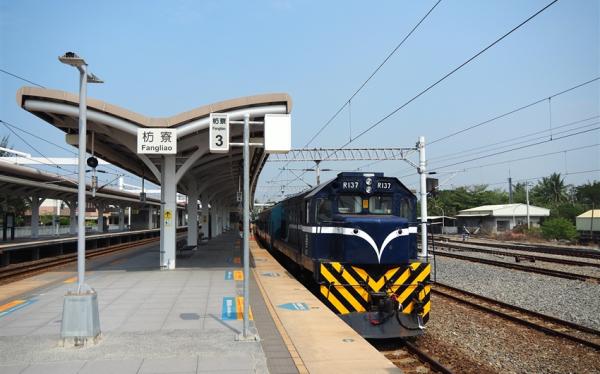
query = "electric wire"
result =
(428, 115, 599, 162)
(322, 0, 560, 162)
(0, 68, 45, 88)
(303, 0, 443, 147)
(1, 120, 70, 173)
(399, 128, 600, 179)
(432, 125, 599, 171)
(276, 0, 561, 193)
(265, 0, 442, 187)
(429, 76, 600, 145)
(395, 116, 600, 175)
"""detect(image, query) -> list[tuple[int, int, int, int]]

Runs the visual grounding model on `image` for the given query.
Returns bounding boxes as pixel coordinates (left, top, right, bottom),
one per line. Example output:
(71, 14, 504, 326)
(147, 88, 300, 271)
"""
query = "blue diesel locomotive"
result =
(255, 172, 430, 338)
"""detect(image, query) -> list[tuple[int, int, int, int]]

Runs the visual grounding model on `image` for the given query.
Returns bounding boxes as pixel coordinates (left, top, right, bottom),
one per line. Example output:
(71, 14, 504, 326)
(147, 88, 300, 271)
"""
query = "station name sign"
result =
(209, 113, 230, 154)
(137, 128, 177, 154)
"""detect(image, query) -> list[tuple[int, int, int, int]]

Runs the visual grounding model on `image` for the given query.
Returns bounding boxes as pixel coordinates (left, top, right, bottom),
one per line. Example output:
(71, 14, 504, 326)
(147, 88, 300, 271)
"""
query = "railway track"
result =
(432, 250, 600, 283)
(434, 240, 600, 268)
(432, 282, 600, 351)
(0, 237, 159, 285)
(439, 237, 600, 260)
(375, 339, 455, 374)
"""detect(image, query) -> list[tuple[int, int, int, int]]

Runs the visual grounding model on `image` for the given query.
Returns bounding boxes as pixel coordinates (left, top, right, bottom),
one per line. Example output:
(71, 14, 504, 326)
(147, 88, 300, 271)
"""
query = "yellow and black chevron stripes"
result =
(319, 262, 430, 322)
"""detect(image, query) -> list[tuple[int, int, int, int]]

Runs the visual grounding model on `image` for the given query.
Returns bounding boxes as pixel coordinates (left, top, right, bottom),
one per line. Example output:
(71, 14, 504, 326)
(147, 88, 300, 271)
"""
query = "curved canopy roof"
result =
(17, 87, 292, 206)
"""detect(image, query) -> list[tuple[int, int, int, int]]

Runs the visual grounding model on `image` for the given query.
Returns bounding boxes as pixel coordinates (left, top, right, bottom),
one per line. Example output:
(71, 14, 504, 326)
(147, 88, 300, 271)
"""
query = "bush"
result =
(541, 218, 579, 241)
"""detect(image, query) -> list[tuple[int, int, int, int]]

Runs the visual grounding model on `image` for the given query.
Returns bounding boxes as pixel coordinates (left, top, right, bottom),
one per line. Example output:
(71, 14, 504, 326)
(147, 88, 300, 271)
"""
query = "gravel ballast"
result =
(421, 295, 600, 374)
(431, 256, 600, 330)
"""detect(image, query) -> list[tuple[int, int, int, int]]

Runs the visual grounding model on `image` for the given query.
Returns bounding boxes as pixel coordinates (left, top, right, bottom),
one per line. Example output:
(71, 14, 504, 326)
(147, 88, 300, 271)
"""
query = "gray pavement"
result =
(0, 231, 289, 373)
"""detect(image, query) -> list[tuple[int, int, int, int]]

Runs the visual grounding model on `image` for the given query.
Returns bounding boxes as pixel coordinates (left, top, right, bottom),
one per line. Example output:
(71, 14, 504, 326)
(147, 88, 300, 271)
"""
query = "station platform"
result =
(0, 231, 399, 373)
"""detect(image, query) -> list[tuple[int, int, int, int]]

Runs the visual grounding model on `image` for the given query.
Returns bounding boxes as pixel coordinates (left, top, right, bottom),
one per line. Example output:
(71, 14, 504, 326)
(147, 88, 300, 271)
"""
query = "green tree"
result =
(541, 217, 578, 241)
(531, 173, 568, 205)
(428, 185, 507, 216)
(576, 181, 600, 205)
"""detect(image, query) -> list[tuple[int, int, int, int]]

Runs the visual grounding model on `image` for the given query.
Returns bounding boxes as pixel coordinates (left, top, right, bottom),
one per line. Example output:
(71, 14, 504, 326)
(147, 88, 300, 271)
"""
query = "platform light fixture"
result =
(58, 51, 103, 346)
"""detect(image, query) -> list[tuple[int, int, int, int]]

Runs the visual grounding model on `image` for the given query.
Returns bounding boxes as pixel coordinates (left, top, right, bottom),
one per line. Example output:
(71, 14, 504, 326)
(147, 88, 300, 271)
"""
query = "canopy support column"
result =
(187, 188, 199, 247)
(160, 155, 177, 269)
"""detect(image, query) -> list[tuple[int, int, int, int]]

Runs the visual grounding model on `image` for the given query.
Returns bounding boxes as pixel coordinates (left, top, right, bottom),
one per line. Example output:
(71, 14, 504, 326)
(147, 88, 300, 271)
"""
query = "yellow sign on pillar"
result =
(164, 210, 173, 227)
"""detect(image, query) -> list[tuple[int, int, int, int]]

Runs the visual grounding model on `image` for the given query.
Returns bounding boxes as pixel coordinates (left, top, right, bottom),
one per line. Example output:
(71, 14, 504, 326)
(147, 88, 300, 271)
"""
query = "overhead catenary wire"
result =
(393, 116, 600, 175)
(445, 143, 599, 176)
(302, 0, 443, 147)
(352, 80, 600, 173)
(400, 128, 600, 178)
(0, 68, 45, 88)
(432, 125, 600, 171)
(276, 0, 561, 192)
(427, 115, 600, 162)
(429, 76, 600, 145)
(0, 119, 124, 176)
(265, 0, 442, 187)
(323, 0, 560, 162)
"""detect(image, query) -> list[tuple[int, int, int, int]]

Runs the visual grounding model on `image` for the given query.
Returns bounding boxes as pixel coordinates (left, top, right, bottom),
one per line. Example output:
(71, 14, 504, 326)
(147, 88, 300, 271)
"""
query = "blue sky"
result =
(1, 0, 598, 202)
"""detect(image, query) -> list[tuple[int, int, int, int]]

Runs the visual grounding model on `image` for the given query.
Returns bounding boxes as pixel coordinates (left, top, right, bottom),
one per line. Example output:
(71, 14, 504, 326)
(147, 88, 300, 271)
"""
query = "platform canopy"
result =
(16, 87, 292, 207)
(0, 161, 161, 207)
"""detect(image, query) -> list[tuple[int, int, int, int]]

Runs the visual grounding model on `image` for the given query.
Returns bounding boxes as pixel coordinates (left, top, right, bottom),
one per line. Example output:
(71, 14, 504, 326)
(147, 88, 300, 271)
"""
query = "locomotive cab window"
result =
(369, 195, 393, 215)
(400, 197, 414, 220)
(316, 199, 332, 223)
(337, 195, 362, 214)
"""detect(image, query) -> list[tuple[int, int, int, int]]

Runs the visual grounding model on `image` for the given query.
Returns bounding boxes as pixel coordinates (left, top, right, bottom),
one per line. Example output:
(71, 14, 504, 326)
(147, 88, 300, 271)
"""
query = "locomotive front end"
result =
(313, 173, 430, 338)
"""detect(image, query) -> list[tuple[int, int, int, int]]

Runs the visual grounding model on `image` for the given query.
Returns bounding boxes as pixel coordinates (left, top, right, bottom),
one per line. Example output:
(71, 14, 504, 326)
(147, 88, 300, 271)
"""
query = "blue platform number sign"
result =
(221, 297, 236, 320)
(278, 302, 309, 311)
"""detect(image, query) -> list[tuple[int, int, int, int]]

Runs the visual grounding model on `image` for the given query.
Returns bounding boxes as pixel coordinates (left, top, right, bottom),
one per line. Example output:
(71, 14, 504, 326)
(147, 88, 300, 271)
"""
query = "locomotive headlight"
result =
(365, 177, 372, 186)
(366, 186, 372, 194)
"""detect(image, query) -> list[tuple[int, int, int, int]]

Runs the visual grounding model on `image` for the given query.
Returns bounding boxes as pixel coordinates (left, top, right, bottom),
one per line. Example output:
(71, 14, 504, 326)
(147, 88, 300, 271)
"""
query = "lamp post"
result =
(58, 52, 103, 346)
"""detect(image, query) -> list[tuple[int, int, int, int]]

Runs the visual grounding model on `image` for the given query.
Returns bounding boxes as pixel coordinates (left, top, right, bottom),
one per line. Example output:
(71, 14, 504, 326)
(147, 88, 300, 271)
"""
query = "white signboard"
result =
(209, 113, 230, 153)
(137, 128, 177, 154)
(264, 114, 291, 154)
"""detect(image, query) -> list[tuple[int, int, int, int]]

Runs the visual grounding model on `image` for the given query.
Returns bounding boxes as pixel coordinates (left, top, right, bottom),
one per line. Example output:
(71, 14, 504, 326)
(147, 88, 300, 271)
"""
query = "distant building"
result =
(456, 203, 550, 234)
(418, 216, 457, 234)
(576, 209, 600, 242)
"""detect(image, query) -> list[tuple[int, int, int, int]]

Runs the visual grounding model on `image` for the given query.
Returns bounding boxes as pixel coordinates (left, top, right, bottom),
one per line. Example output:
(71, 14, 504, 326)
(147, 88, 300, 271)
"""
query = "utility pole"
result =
(508, 177, 513, 204)
(525, 182, 531, 229)
(418, 136, 428, 258)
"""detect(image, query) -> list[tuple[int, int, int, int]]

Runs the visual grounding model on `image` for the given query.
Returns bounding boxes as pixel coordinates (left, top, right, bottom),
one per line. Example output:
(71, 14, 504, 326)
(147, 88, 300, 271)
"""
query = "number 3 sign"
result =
(209, 113, 229, 153)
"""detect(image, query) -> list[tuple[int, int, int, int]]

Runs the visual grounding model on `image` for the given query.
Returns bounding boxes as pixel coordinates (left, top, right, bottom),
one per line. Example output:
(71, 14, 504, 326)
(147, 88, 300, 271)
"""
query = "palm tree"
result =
(532, 173, 568, 204)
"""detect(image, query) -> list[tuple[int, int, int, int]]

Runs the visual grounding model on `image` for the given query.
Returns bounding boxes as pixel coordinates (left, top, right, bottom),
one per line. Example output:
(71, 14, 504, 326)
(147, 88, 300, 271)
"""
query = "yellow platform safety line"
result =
(233, 270, 243, 281)
(329, 263, 369, 302)
(319, 285, 349, 315)
(63, 277, 77, 284)
(235, 297, 253, 320)
(320, 265, 365, 312)
(0, 300, 25, 312)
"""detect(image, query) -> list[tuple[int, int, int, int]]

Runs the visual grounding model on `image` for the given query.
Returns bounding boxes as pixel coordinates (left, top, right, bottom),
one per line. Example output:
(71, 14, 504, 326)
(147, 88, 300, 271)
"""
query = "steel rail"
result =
(403, 341, 455, 374)
(439, 237, 600, 259)
(434, 241, 600, 268)
(0, 237, 159, 284)
(433, 282, 600, 351)
(377, 340, 455, 374)
(433, 251, 600, 283)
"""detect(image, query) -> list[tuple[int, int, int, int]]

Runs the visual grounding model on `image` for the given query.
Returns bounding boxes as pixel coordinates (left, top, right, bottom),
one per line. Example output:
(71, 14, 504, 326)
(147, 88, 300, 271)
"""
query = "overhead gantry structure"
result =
(17, 87, 292, 269)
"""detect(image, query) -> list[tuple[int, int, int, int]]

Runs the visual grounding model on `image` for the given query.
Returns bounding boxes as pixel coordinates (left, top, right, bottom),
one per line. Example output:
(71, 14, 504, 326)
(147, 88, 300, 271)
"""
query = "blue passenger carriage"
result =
(255, 172, 430, 338)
